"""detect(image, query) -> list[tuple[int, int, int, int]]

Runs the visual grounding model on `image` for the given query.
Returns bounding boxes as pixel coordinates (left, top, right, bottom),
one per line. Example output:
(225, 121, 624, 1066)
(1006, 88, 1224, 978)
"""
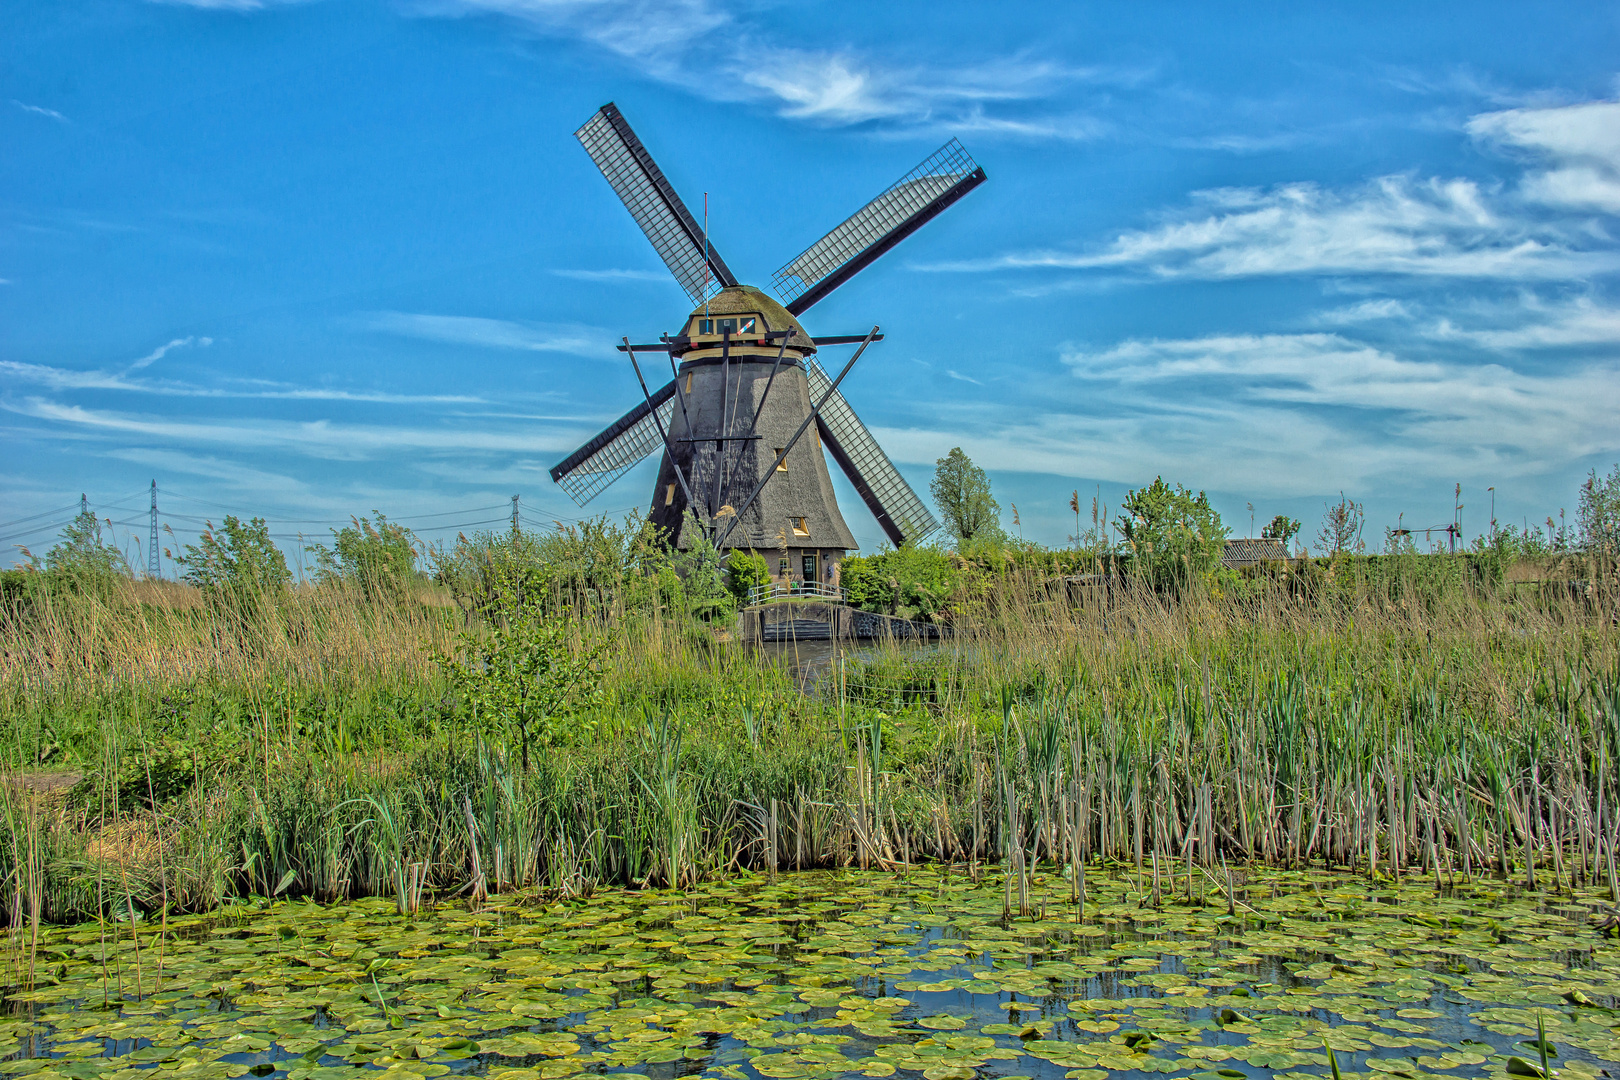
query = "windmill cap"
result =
(688, 285, 815, 350)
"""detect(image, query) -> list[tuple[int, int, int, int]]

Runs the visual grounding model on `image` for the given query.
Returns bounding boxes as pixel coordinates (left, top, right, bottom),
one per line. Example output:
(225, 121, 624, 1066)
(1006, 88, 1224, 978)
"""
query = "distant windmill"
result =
(550, 103, 986, 585)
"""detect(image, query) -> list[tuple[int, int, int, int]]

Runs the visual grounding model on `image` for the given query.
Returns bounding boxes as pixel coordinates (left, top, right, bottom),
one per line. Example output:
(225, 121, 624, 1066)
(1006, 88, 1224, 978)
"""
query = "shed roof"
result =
(1221, 537, 1290, 568)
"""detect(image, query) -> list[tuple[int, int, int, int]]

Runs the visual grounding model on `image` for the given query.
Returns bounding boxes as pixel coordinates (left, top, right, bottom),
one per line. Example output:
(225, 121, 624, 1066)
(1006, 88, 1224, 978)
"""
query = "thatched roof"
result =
(687, 285, 815, 350)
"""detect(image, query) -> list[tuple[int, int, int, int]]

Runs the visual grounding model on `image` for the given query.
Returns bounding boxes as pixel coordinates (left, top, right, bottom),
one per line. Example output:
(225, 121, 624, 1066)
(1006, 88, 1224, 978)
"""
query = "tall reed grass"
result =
(0, 556, 1615, 929)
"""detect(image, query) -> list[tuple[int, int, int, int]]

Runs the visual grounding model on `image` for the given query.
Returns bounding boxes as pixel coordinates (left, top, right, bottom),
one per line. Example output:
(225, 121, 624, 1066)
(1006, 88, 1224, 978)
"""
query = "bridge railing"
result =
(748, 581, 844, 606)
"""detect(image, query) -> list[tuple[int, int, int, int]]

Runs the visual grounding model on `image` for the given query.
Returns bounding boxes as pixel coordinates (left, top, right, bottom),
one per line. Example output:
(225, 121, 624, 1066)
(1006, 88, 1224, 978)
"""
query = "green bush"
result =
(841, 546, 960, 622)
(308, 513, 420, 601)
(176, 515, 291, 596)
(726, 548, 771, 604)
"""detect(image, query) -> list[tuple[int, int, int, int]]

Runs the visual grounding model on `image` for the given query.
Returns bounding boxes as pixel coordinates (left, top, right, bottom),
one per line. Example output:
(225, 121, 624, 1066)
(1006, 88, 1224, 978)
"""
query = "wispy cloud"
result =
(859, 324, 1620, 503)
(106, 448, 312, 497)
(1428, 295, 1620, 349)
(363, 311, 616, 358)
(419, 0, 1095, 138)
(128, 335, 210, 371)
(10, 100, 67, 122)
(1316, 298, 1413, 324)
(0, 360, 484, 403)
(733, 49, 1095, 134)
(549, 268, 670, 283)
(145, 0, 301, 10)
(1469, 99, 1620, 214)
(946, 369, 983, 385)
(926, 175, 1607, 280)
(6, 397, 589, 459)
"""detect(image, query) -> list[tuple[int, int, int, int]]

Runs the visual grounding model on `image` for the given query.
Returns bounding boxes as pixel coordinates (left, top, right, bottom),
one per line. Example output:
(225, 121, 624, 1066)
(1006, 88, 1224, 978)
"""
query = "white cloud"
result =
(0, 359, 485, 403)
(1469, 100, 1620, 213)
(128, 335, 207, 371)
(6, 397, 590, 459)
(549, 268, 670, 283)
(419, 0, 1090, 137)
(1316, 298, 1413, 324)
(1428, 295, 1620, 349)
(928, 175, 1606, 280)
(145, 0, 302, 10)
(106, 448, 312, 497)
(11, 100, 67, 122)
(732, 49, 1090, 133)
(422, 0, 725, 70)
(871, 331, 1620, 500)
(363, 311, 616, 358)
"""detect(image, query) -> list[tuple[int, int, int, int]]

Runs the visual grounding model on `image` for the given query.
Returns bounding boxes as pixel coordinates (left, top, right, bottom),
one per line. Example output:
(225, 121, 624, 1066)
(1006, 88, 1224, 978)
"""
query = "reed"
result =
(0, 551, 1615, 926)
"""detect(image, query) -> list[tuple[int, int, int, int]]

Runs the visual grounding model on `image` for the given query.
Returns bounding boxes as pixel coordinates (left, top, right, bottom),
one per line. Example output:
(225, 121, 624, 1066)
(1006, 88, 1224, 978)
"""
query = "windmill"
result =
(550, 102, 986, 587)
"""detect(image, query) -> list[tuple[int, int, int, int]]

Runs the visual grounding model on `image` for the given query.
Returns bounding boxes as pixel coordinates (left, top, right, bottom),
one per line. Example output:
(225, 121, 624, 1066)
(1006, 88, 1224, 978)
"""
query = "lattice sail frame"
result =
(805, 359, 939, 545)
(575, 105, 736, 305)
(550, 385, 677, 506)
(772, 140, 985, 314)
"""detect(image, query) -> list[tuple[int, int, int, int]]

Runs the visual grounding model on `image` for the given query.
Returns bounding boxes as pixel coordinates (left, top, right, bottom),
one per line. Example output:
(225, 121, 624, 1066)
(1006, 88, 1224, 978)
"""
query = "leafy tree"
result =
(1114, 476, 1227, 589)
(176, 516, 291, 596)
(725, 548, 771, 605)
(307, 513, 419, 601)
(1262, 514, 1301, 547)
(44, 504, 127, 584)
(1578, 463, 1620, 556)
(437, 566, 606, 769)
(1316, 494, 1366, 556)
(930, 447, 1002, 545)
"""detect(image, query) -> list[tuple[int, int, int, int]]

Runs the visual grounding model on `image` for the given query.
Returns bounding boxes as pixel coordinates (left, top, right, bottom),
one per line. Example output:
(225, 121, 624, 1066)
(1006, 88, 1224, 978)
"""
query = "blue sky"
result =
(4, 0, 1619, 568)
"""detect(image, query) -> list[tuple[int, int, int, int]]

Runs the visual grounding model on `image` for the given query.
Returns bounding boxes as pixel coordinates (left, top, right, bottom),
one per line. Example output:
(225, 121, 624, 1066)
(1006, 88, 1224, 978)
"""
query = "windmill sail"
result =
(550, 380, 678, 506)
(804, 358, 938, 547)
(575, 103, 738, 304)
(772, 140, 985, 316)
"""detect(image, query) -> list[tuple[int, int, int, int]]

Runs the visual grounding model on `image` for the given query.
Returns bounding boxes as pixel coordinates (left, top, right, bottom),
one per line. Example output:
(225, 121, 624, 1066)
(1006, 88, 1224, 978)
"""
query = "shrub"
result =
(726, 549, 771, 604)
(841, 546, 960, 622)
(308, 513, 420, 601)
(175, 515, 291, 597)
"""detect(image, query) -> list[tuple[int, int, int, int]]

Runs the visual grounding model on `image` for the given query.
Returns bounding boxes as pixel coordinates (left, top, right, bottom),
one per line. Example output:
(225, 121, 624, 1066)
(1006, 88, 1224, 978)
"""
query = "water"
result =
(5, 869, 1618, 1080)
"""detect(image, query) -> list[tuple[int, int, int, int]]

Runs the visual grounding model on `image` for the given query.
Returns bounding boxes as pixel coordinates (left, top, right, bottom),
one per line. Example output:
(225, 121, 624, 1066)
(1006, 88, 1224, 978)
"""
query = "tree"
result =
(308, 513, 419, 601)
(1316, 494, 1365, 556)
(176, 516, 291, 596)
(44, 504, 126, 584)
(1578, 463, 1620, 556)
(437, 566, 605, 769)
(1262, 514, 1302, 548)
(931, 447, 1001, 544)
(1114, 476, 1227, 589)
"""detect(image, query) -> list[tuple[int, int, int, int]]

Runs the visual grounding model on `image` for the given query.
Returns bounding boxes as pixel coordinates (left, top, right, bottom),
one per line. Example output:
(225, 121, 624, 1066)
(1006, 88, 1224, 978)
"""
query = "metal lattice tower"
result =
(148, 480, 160, 578)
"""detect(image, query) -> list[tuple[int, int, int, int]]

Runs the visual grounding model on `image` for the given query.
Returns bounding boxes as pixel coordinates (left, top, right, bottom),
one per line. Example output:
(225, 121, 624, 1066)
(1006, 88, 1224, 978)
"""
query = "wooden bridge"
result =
(737, 600, 941, 643)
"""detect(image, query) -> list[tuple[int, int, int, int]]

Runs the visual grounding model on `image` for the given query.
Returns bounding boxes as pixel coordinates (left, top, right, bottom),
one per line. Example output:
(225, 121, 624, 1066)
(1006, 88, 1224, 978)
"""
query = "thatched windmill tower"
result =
(550, 103, 986, 586)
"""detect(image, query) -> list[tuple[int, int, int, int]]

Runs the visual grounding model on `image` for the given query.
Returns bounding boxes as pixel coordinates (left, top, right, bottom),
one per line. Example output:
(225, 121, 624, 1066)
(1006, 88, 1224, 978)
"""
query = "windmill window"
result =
(779, 558, 789, 576)
(717, 318, 737, 335)
(775, 449, 787, 472)
(738, 317, 757, 334)
(698, 319, 714, 334)
(791, 517, 809, 537)
(664, 483, 676, 506)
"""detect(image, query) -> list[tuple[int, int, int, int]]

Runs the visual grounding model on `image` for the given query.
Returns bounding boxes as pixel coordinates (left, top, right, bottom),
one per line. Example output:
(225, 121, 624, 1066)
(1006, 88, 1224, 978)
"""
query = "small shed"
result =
(1221, 537, 1289, 569)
